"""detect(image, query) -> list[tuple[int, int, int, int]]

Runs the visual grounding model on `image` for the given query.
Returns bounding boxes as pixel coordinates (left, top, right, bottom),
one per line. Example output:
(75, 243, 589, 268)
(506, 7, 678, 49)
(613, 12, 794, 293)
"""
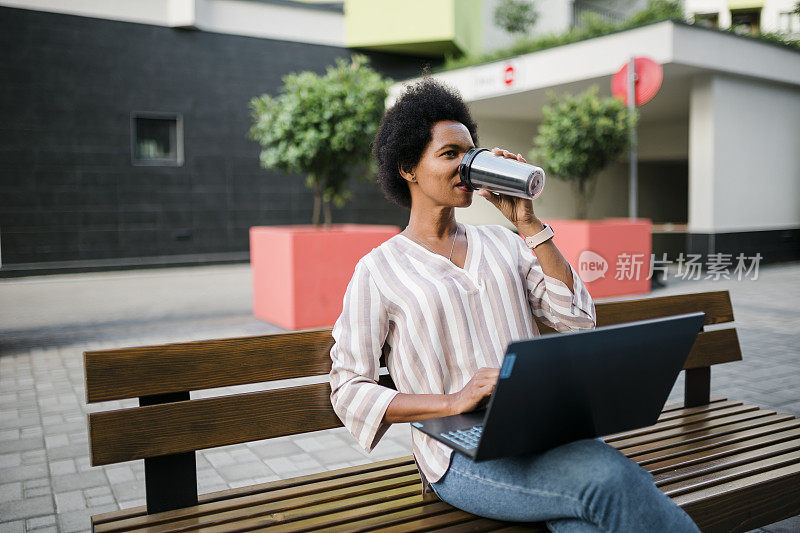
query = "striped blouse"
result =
(328, 222, 597, 490)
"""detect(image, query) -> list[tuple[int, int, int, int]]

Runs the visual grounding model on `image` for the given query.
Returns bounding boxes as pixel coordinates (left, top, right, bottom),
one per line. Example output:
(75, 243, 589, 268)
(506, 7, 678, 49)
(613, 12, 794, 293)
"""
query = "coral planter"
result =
(250, 224, 400, 330)
(532, 218, 653, 299)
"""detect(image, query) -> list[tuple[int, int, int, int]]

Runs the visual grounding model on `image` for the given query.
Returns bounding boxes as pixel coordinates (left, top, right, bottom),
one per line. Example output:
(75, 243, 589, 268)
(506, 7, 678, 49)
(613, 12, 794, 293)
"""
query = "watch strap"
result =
(524, 223, 554, 249)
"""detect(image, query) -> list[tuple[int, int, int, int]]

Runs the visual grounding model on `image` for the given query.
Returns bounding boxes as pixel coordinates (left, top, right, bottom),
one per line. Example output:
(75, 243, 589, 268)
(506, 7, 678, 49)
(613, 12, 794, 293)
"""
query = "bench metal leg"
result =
(684, 367, 711, 408)
(140, 392, 198, 514)
(144, 451, 198, 514)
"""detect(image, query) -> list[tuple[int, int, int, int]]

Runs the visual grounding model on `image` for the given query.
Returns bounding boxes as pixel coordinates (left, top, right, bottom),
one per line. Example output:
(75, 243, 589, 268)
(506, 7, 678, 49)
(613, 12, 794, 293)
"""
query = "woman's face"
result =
(408, 120, 476, 208)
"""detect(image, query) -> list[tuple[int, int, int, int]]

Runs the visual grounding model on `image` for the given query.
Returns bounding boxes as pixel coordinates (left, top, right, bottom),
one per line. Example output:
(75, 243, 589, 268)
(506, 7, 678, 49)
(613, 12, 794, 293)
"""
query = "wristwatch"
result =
(524, 223, 555, 249)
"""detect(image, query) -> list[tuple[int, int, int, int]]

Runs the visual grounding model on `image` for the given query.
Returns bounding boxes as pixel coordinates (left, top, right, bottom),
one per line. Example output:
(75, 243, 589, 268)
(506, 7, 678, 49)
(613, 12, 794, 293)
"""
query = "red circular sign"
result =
(503, 64, 515, 86)
(611, 57, 663, 106)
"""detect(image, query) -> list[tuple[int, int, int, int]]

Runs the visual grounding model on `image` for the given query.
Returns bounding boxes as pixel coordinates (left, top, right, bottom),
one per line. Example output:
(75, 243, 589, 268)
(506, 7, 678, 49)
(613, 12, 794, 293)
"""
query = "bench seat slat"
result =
(651, 400, 742, 425)
(95, 467, 421, 532)
(91, 457, 416, 528)
(337, 503, 491, 533)
(603, 402, 753, 446)
(604, 404, 759, 443)
(653, 436, 800, 485)
(661, 450, 800, 497)
(620, 398, 737, 436)
(631, 423, 800, 477)
(198, 457, 415, 506)
(371, 509, 504, 533)
(112, 479, 422, 533)
(613, 416, 800, 470)
(624, 417, 800, 464)
(259, 498, 462, 533)
(428, 518, 544, 533)
(192, 489, 439, 533)
(611, 408, 779, 450)
(647, 427, 800, 476)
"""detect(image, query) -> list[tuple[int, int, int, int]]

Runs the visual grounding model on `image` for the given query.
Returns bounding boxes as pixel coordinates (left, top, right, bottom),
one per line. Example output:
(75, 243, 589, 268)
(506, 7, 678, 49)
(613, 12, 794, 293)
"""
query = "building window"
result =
(778, 11, 800, 36)
(693, 12, 719, 28)
(730, 8, 761, 35)
(131, 113, 184, 166)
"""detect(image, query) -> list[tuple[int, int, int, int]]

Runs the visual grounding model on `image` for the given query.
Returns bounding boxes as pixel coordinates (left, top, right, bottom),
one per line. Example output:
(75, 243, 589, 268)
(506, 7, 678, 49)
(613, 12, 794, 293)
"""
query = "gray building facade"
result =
(0, 6, 430, 274)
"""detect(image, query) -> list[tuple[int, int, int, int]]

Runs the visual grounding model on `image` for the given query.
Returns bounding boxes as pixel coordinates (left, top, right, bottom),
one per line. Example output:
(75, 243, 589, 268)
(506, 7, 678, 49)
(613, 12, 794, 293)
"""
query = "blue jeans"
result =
(430, 438, 700, 532)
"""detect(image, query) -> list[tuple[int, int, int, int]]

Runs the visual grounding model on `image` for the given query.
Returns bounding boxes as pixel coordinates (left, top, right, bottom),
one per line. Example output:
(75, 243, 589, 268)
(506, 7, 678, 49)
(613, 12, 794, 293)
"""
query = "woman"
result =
(329, 77, 699, 532)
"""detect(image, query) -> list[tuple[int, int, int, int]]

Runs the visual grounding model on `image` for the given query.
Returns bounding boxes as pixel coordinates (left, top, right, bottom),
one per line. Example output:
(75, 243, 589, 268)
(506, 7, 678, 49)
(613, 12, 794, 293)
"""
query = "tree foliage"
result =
(628, 0, 684, 25)
(493, 0, 539, 36)
(532, 86, 636, 219)
(247, 55, 391, 226)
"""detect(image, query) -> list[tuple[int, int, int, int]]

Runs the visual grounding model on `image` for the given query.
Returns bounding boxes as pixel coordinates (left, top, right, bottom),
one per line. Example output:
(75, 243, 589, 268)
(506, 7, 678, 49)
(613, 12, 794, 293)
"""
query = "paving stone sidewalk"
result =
(1, 261, 798, 532)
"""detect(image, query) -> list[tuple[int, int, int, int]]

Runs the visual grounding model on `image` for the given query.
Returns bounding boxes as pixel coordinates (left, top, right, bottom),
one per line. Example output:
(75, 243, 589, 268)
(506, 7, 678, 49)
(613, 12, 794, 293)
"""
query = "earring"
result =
(410, 174, 415, 181)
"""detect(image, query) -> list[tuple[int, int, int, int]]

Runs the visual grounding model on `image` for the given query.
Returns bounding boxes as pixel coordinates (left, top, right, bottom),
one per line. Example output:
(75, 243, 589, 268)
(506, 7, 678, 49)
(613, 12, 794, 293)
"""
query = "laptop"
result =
(412, 312, 706, 461)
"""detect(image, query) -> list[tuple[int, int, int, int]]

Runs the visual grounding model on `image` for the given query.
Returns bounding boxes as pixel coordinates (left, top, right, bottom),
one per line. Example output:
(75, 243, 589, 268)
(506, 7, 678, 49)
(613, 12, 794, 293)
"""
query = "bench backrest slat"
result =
(89, 382, 340, 466)
(596, 290, 734, 327)
(84, 329, 335, 403)
(84, 290, 735, 404)
(685, 328, 742, 368)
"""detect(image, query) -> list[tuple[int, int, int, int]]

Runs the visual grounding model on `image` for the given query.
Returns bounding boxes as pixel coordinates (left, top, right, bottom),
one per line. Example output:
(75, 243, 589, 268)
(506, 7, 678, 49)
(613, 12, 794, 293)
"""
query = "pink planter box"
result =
(250, 224, 400, 330)
(534, 218, 653, 299)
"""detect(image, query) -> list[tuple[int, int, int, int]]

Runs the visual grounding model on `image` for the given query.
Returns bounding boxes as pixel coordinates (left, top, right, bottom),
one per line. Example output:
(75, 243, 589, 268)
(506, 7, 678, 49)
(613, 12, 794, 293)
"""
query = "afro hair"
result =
(372, 77, 479, 209)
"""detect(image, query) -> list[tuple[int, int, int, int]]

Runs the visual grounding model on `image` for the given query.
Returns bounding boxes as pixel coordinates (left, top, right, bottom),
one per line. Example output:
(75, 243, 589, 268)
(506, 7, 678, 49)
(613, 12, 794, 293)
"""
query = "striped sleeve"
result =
(329, 259, 400, 453)
(506, 227, 596, 332)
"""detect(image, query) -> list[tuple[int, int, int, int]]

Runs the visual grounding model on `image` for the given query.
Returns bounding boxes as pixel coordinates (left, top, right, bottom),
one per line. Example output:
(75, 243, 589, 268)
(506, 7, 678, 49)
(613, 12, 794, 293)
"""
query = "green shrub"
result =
(531, 86, 636, 219)
(248, 55, 391, 226)
(494, 0, 539, 36)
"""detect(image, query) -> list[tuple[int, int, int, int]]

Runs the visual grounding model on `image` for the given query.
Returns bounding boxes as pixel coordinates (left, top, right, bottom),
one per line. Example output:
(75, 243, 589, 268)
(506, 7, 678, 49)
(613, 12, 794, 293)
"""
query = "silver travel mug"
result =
(459, 148, 546, 200)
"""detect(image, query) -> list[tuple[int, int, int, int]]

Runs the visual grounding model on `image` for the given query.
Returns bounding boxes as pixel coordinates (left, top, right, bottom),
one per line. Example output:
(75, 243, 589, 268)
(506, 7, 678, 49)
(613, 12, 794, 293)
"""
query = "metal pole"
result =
(628, 56, 638, 219)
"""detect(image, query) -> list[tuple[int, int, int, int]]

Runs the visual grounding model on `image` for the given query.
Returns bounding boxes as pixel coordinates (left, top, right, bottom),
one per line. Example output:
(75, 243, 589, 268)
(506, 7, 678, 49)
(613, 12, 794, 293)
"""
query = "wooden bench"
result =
(84, 289, 800, 532)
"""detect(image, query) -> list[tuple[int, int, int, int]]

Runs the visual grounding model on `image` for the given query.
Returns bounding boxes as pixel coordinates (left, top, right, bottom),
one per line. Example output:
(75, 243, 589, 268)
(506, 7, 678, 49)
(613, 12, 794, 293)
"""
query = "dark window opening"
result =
(131, 113, 183, 166)
(730, 8, 761, 35)
(694, 12, 719, 28)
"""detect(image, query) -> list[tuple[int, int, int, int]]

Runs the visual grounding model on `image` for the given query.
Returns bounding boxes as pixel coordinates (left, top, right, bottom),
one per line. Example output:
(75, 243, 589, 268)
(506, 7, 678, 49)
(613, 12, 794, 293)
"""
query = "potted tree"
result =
(531, 86, 651, 298)
(247, 55, 399, 329)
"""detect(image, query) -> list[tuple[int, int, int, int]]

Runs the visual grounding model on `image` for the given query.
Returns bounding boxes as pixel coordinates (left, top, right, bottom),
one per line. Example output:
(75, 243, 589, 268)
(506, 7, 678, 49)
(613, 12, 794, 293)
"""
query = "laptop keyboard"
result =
(440, 425, 483, 450)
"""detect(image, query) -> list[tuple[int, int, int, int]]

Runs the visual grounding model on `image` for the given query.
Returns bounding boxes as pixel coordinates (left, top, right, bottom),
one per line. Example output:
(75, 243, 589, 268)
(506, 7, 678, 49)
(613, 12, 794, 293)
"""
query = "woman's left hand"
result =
(476, 148, 538, 227)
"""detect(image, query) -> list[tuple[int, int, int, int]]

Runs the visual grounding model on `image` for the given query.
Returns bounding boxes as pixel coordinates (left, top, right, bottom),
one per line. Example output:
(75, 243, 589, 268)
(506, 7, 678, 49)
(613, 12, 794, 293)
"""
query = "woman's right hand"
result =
(450, 367, 500, 414)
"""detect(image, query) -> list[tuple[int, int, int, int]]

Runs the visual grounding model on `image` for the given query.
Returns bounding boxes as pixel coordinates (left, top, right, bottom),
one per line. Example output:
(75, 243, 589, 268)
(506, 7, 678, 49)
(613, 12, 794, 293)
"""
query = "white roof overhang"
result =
(388, 21, 800, 122)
